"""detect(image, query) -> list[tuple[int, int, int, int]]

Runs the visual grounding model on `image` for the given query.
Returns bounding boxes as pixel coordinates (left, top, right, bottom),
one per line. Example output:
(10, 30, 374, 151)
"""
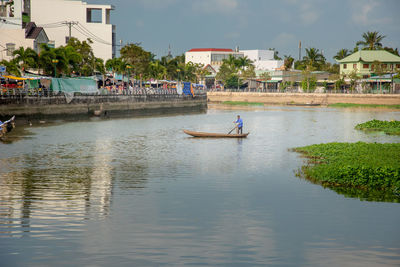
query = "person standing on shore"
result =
(234, 115, 243, 134)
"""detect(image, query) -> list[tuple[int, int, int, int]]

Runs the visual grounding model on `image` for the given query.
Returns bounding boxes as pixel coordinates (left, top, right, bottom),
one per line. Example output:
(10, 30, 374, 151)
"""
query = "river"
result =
(1, 106, 399, 266)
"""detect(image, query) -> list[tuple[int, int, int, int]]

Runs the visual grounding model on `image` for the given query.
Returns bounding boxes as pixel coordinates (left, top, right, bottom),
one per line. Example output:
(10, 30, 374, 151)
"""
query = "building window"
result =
(396, 64, 400, 69)
(382, 64, 387, 69)
(353, 64, 357, 69)
(363, 64, 369, 69)
(6, 43, 15, 57)
(87, 8, 102, 23)
(343, 64, 347, 69)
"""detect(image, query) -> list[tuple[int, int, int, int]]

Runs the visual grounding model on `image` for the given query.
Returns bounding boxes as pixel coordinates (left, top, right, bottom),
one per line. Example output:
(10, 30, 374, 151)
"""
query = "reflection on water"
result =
(0, 107, 400, 266)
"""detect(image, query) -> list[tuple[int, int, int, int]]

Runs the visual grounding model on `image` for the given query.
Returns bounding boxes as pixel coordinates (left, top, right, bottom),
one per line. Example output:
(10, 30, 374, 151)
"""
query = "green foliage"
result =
(294, 142, 400, 201)
(301, 71, 317, 92)
(356, 31, 385, 50)
(328, 103, 400, 109)
(333, 49, 350, 60)
(120, 43, 151, 78)
(355, 119, 400, 135)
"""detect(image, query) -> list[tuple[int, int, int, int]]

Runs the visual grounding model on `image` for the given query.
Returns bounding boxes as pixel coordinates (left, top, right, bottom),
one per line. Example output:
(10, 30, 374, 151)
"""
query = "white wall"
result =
(30, 0, 114, 61)
(185, 51, 211, 66)
(241, 50, 283, 71)
(241, 50, 274, 62)
(0, 29, 34, 61)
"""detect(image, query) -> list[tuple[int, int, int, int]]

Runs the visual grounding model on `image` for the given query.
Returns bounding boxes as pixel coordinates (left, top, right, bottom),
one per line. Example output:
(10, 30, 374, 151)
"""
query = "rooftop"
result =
(337, 50, 400, 63)
(188, 48, 234, 52)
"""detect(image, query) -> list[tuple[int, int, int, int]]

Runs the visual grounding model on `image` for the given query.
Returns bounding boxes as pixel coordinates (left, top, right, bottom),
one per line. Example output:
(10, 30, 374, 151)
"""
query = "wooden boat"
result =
(0, 116, 16, 139)
(183, 129, 249, 138)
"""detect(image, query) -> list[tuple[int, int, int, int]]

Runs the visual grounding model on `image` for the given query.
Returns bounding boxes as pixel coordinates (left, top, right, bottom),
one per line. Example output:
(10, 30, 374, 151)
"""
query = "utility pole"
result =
(62, 21, 78, 43)
(299, 41, 302, 61)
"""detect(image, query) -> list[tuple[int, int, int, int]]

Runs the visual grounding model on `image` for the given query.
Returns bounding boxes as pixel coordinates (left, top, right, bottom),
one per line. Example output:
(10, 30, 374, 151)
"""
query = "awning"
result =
(2, 75, 34, 81)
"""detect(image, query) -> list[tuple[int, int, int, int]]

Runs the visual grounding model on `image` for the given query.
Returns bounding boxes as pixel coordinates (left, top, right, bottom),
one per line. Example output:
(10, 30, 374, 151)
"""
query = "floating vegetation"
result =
(355, 119, 400, 135)
(293, 142, 400, 202)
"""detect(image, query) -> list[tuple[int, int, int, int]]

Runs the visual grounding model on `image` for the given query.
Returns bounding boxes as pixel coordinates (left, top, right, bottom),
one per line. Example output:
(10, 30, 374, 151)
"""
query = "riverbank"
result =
(207, 92, 400, 106)
(0, 94, 207, 119)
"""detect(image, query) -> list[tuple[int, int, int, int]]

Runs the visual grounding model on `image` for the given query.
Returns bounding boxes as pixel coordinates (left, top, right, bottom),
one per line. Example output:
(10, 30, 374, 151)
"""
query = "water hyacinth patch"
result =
(293, 142, 400, 202)
(355, 119, 400, 135)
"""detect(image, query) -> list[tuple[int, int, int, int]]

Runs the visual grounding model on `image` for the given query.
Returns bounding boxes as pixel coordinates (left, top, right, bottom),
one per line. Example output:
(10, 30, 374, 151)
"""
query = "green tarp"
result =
(50, 77, 97, 94)
(26, 79, 39, 89)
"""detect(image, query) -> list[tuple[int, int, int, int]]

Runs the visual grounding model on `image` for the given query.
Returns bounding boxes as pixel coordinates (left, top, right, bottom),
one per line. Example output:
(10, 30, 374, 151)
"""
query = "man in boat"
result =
(234, 115, 243, 134)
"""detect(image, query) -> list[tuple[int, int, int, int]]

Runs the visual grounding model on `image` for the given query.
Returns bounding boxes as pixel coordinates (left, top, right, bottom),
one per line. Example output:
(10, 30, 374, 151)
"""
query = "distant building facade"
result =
(185, 48, 244, 72)
(0, 0, 49, 61)
(240, 50, 284, 71)
(0, 0, 116, 62)
(336, 50, 400, 78)
(30, 0, 116, 61)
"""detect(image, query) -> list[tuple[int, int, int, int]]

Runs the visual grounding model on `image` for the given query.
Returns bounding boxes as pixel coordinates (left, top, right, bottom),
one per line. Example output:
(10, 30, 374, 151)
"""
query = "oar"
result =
(228, 125, 237, 134)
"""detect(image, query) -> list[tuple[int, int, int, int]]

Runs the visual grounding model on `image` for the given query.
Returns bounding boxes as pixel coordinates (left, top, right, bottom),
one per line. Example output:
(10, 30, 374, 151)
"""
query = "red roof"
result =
(188, 48, 234, 52)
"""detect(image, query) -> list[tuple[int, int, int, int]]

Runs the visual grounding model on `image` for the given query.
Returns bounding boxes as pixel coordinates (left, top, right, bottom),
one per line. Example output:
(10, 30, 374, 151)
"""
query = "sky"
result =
(89, 0, 400, 62)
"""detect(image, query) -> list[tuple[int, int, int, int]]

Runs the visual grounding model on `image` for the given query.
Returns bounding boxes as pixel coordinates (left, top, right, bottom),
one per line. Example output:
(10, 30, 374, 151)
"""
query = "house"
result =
(0, 22, 49, 61)
(185, 48, 244, 72)
(30, 0, 116, 61)
(240, 49, 284, 71)
(336, 50, 400, 78)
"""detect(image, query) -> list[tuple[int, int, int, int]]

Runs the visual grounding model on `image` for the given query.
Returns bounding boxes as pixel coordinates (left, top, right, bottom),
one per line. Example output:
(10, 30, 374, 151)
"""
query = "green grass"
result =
(355, 119, 400, 135)
(222, 101, 264, 106)
(293, 142, 400, 202)
(329, 103, 400, 109)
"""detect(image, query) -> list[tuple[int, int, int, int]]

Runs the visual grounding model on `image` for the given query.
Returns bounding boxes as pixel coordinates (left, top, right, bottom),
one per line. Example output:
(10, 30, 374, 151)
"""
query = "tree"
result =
(13, 47, 38, 75)
(0, 59, 21, 76)
(383, 47, 400, 56)
(67, 38, 96, 76)
(105, 57, 125, 74)
(303, 48, 325, 70)
(348, 70, 359, 93)
(269, 48, 282, 60)
(334, 49, 350, 60)
(356, 31, 385, 50)
(284, 55, 294, 70)
(259, 72, 271, 91)
(301, 70, 317, 92)
(240, 64, 256, 91)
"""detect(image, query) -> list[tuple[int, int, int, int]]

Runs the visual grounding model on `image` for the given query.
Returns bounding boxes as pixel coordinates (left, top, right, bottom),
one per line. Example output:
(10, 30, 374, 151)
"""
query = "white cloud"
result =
(192, 0, 239, 15)
(298, 1, 320, 25)
(351, 0, 393, 26)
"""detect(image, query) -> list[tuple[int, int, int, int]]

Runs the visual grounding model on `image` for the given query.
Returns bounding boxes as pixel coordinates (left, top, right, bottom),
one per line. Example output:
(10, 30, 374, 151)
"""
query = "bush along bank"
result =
(293, 142, 400, 202)
(355, 119, 400, 135)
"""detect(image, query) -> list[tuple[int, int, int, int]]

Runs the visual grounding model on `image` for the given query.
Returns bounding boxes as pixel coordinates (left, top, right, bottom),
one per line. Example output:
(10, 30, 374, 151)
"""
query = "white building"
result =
(0, 0, 49, 61)
(0, 0, 116, 62)
(185, 48, 244, 73)
(240, 49, 284, 71)
(30, 0, 116, 61)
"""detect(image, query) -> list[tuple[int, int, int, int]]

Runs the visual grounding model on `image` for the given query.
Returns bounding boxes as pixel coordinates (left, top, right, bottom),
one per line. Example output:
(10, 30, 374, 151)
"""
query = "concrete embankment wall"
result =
(207, 92, 400, 105)
(0, 94, 207, 117)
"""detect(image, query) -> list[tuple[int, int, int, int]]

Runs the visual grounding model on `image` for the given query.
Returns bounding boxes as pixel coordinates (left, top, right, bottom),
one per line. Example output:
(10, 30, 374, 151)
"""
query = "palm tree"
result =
(356, 31, 385, 50)
(303, 48, 325, 70)
(334, 49, 350, 60)
(13, 47, 38, 75)
(0, 59, 21, 76)
(284, 55, 294, 70)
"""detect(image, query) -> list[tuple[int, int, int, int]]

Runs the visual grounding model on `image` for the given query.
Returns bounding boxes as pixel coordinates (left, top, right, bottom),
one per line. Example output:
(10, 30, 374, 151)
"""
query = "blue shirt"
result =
(235, 118, 243, 128)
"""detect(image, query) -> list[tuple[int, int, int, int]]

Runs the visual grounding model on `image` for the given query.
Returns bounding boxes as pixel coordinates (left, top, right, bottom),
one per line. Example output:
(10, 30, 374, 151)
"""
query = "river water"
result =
(1, 106, 399, 266)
